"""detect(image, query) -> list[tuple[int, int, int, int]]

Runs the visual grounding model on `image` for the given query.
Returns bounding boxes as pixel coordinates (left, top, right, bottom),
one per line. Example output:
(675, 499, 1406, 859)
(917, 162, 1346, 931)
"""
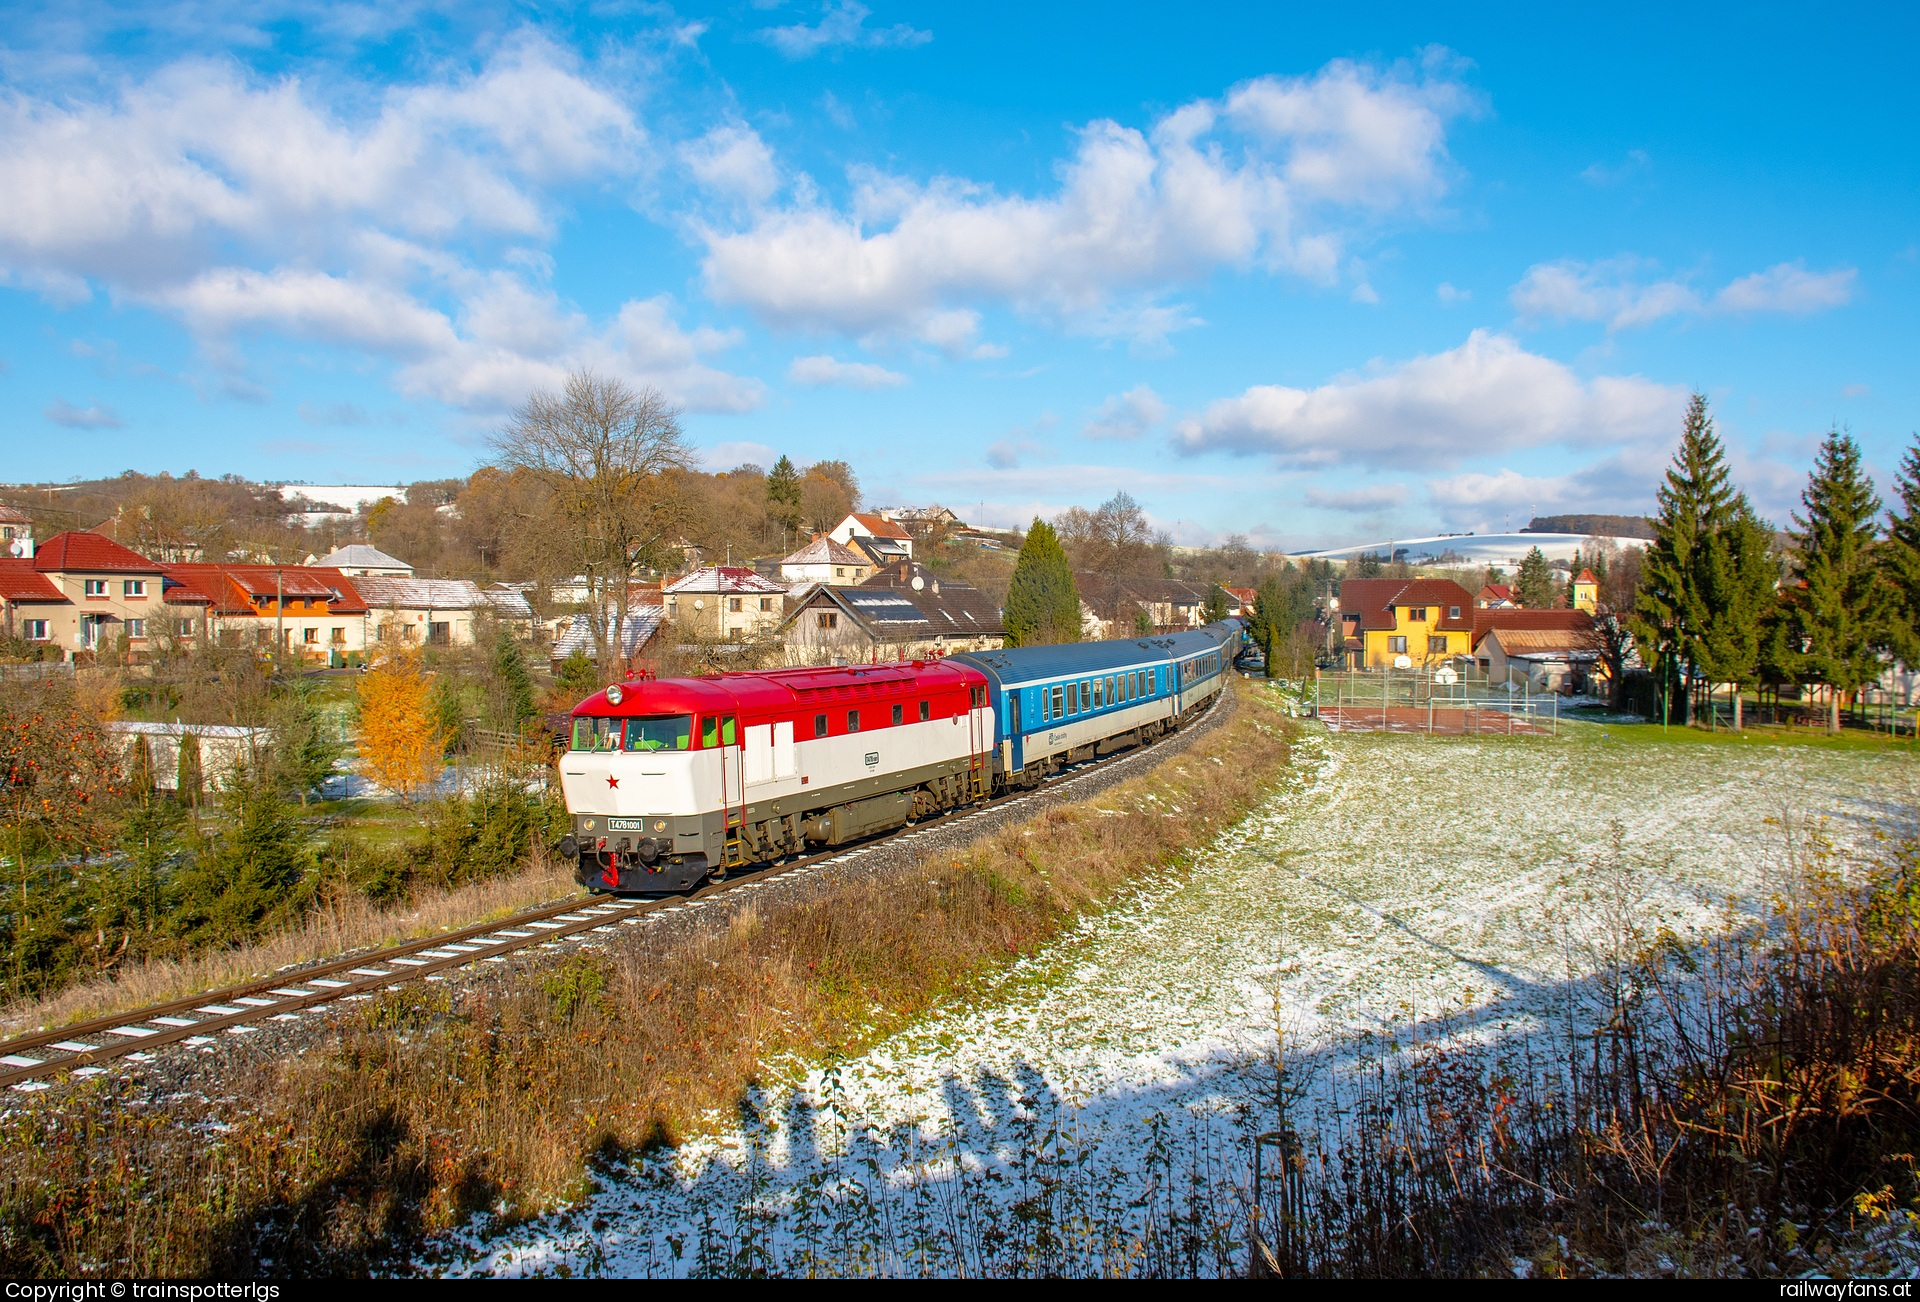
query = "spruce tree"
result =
(1636, 393, 1737, 724)
(1782, 428, 1889, 732)
(766, 456, 803, 542)
(1003, 518, 1081, 646)
(1881, 433, 1920, 667)
(491, 626, 538, 728)
(1690, 499, 1778, 730)
(1203, 583, 1231, 624)
(1514, 546, 1554, 608)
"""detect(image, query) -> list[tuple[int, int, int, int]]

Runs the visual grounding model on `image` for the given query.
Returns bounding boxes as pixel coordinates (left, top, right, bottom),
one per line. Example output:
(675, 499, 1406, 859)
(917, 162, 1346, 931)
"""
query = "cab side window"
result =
(919, 700, 930, 721)
(702, 715, 719, 747)
(722, 715, 737, 745)
(815, 713, 829, 737)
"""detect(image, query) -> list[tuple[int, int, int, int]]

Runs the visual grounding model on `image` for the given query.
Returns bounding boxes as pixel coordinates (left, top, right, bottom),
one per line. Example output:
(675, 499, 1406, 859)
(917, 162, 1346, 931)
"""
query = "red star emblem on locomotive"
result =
(606, 775, 619, 789)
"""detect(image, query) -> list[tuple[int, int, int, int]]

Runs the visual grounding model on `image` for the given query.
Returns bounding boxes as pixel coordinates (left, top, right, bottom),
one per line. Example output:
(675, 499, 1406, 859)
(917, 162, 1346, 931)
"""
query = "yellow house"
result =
(1337, 578, 1476, 668)
(1571, 568, 1599, 613)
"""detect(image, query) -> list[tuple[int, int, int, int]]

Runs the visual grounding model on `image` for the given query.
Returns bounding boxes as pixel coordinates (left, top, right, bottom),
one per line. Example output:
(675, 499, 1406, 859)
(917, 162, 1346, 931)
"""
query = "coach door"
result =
(1006, 689, 1024, 772)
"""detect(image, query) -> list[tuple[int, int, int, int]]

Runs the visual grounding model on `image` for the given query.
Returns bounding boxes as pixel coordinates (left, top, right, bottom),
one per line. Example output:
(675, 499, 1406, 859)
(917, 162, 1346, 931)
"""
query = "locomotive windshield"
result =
(568, 715, 693, 752)
(624, 715, 693, 751)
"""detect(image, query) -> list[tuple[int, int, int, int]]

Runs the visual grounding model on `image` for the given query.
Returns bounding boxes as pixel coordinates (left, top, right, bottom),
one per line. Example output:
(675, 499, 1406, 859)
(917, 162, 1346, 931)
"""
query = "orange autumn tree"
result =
(355, 645, 445, 805)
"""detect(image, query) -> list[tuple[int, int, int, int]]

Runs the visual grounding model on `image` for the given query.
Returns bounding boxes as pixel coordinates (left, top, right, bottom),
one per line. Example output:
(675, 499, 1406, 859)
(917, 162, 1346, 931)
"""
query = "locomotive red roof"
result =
(571, 659, 985, 717)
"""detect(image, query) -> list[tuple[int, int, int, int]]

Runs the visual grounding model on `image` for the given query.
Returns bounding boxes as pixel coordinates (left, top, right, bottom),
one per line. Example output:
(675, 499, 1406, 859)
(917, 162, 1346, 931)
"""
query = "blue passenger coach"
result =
(953, 619, 1238, 787)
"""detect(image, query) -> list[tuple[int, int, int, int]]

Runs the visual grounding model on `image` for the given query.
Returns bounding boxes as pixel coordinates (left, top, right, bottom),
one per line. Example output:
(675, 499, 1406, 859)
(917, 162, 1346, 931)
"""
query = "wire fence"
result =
(1311, 666, 1561, 736)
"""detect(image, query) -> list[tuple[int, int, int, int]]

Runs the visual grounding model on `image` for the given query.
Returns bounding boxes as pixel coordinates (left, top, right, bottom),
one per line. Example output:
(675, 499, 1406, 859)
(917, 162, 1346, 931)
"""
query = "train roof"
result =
(570, 659, 985, 717)
(952, 635, 1188, 687)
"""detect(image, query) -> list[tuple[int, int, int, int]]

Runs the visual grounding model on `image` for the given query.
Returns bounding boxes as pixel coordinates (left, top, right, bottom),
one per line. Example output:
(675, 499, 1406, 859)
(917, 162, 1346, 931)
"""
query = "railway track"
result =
(0, 694, 1230, 1094)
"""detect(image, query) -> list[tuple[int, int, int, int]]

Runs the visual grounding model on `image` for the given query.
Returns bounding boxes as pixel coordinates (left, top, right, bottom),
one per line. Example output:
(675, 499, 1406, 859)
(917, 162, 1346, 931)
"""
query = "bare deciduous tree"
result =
(491, 372, 693, 677)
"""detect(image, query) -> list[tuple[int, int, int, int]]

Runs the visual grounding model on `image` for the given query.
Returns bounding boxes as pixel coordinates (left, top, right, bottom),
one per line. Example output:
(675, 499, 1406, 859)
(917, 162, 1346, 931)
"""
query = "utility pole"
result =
(275, 565, 284, 677)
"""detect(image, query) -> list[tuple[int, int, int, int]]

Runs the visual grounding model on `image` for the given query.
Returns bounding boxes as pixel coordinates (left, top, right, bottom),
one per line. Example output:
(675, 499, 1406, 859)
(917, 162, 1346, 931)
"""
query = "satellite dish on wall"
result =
(911, 575, 924, 590)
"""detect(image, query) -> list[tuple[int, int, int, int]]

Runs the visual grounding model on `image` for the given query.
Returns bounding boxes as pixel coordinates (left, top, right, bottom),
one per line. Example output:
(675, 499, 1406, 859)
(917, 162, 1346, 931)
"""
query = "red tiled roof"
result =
(1338, 578, 1474, 632)
(1574, 569, 1598, 584)
(161, 564, 368, 614)
(847, 512, 912, 541)
(1476, 583, 1514, 603)
(0, 559, 67, 603)
(1471, 608, 1596, 651)
(32, 530, 164, 575)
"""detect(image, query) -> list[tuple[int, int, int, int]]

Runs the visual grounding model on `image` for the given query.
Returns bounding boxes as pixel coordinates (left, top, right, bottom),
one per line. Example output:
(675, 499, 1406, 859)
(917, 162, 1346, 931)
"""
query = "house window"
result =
(1448, 606, 1461, 620)
(729, 597, 743, 613)
(23, 620, 48, 641)
(919, 700, 930, 721)
(428, 621, 450, 645)
(846, 709, 861, 733)
(1388, 636, 1408, 654)
(760, 598, 774, 611)
(330, 627, 346, 645)
(124, 618, 145, 639)
(1406, 606, 1426, 622)
(834, 567, 845, 578)
(815, 713, 829, 737)
(123, 580, 146, 598)
(304, 627, 318, 644)
(892, 703, 903, 725)
(174, 618, 195, 637)
(817, 612, 838, 629)
(1428, 635, 1449, 654)
(84, 579, 107, 597)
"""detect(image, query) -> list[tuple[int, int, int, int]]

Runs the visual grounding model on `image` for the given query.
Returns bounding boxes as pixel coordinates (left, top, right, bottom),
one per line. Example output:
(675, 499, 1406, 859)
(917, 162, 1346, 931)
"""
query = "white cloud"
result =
(46, 398, 123, 428)
(1580, 149, 1650, 186)
(760, 2, 932, 59)
(1082, 384, 1168, 440)
(681, 123, 778, 206)
(787, 354, 908, 388)
(701, 56, 1474, 341)
(700, 440, 780, 472)
(1305, 483, 1408, 512)
(1435, 281, 1469, 304)
(1715, 262, 1857, 314)
(1174, 330, 1687, 470)
(0, 45, 774, 416)
(0, 40, 642, 291)
(1511, 257, 1856, 330)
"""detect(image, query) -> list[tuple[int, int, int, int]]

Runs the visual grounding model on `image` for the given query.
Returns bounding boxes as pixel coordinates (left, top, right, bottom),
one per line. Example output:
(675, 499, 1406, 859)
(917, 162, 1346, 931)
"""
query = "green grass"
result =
(1559, 713, 1920, 754)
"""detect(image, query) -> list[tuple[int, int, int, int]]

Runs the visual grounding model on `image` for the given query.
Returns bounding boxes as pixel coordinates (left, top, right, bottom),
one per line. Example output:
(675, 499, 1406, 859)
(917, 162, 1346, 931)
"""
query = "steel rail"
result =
(0, 691, 1226, 1092)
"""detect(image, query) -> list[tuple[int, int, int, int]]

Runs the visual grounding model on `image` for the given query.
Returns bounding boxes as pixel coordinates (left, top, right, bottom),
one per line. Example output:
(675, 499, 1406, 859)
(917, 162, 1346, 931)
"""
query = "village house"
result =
(779, 562, 1006, 665)
(662, 566, 787, 640)
(1471, 609, 1602, 694)
(550, 605, 665, 670)
(1075, 573, 1212, 639)
(307, 544, 414, 577)
(8, 531, 168, 657)
(353, 575, 532, 647)
(827, 512, 914, 563)
(777, 535, 874, 587)
(1223, 586, 1258, 618)
(1335, 578, 1476, 669)
(1474, 583, 1517, 609)
(161, 563, 371, 661)
(0, 505, 33, 559)
(0, 558, 67, 648)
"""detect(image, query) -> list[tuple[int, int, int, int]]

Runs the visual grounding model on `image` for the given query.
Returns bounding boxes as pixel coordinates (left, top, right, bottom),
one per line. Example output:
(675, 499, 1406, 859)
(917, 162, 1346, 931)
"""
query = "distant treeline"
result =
(1524, 513, 1657, 540)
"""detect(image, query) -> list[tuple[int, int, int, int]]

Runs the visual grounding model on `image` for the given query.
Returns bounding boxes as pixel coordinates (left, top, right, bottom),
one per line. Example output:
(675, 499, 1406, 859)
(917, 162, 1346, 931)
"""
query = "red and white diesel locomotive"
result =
(556, 661, 994, 892)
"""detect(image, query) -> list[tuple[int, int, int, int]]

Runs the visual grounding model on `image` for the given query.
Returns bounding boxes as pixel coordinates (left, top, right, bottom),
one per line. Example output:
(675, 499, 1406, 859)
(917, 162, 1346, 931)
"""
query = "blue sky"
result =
(0, 1, 1912, 548)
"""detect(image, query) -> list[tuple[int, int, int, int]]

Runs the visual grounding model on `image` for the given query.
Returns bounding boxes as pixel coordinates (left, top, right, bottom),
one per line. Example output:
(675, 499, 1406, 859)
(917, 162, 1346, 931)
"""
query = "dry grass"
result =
(0, 684, 1296, 1277)
(0, 854, 578, 1037)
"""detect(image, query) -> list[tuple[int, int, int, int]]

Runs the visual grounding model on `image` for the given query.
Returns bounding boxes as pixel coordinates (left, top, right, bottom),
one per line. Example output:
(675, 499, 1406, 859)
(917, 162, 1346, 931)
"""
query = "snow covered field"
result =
(430, 724, 1912, 1277)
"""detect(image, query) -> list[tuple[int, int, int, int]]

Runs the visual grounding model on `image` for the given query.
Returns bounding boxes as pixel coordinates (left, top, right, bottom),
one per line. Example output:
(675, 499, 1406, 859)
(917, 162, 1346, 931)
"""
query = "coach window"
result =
(847, 709, 861, 733)
(815, 713, 829, 738)
(1052, 685, 1065, 717)
(1106, 675, 1116, 704)
(892, 703, 903, 725)
(919, 699, 931, 721)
